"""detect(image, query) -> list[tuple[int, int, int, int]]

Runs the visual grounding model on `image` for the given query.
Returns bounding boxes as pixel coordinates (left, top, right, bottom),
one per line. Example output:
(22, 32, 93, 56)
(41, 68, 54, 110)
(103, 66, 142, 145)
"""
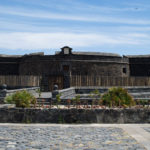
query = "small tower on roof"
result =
(61, 46, 72, 55)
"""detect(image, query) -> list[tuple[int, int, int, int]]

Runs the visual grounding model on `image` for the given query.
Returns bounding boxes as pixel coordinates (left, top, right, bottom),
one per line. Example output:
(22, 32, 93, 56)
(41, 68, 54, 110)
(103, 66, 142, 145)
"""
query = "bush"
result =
(89, 89, 101, 99)
(89, 89, 101, 105)
(56, 93, 61, 108)
(138, 99, 149, 107)
(71, 95, 80, 108)
(101, 87, 135, 107)
(4, 90, 37, 108)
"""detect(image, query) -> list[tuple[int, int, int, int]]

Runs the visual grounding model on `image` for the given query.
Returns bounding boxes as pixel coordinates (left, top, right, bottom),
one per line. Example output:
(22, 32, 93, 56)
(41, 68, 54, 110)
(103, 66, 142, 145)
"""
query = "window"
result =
(63, 65, 69, 71)
(64, 48, 69, 54)
(123, 68, 127, 74)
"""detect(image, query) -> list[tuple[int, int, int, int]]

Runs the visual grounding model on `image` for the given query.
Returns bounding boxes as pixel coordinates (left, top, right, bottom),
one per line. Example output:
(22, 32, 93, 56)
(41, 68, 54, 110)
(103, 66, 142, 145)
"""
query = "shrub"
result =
(56, 93, 61, 108)
(139, 99, 149, 107)
(5, 90, 37, 108)
(71, 95, 80, 108)
(36, 88, 41, 98)
(89, 89, 101, 99)
(101, 87, 135, 107)
(89, 89, 101, 106)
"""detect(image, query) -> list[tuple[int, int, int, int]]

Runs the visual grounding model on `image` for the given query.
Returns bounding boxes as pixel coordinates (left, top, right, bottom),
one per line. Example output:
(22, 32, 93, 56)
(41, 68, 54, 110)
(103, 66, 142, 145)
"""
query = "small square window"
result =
(64, 48, 69, 54)
(63, 65, 69, 71)
(123, 68, 127, 74)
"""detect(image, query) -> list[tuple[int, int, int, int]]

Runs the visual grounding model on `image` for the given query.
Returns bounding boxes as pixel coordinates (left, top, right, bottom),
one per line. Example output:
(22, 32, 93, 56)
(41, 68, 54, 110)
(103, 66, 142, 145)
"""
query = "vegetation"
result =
(67, 99, 71, 108)
(72, 95, 80, 108)
(4, 90, 37, 108)
(5, 87, 149, 109)
(56, 93, 61, 108)
(90, 89, 101, 97)
(89, 89, 101, 107)
(136, 99, 150, 108)
(36, 88, 41, 98)
(101, 87, 135, 107)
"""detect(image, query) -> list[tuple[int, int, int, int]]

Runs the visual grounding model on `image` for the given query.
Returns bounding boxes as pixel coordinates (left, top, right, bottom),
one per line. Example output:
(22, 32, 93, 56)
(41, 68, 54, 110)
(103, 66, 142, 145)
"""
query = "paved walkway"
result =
(0, 124, 149, 150)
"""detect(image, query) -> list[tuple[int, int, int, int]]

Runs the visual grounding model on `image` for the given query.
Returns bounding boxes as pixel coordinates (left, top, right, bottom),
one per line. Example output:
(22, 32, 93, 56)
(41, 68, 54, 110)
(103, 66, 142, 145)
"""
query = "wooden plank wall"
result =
(0, 75, 40, 87)
(49, 75, 64, 91)
(1, 75, 150, 90)
(70, 75, 150, 87)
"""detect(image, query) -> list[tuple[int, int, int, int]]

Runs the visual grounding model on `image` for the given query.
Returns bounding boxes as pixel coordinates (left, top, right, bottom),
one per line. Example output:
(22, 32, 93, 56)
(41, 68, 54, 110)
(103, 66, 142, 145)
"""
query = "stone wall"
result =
(19, 54, 129, 77)
(70, 61, 129, 77)
(0, 108, 149, 123)
(18, 53, 129, 90)
(2, 47, 150, 78)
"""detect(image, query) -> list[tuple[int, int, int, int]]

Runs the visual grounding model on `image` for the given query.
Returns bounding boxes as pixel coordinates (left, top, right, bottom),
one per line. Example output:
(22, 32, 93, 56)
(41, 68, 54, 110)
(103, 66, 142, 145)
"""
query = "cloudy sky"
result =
(0, 0, 150, 55)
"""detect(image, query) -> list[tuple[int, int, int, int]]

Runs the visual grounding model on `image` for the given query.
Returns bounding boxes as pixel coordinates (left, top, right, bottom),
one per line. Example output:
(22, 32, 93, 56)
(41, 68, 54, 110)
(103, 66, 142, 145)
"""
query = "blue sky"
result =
(0, 0, 150, 55)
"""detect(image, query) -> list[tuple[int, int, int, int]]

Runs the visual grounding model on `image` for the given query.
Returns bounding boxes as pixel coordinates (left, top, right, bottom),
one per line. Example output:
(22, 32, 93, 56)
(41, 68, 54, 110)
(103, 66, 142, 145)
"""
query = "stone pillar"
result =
(52, 84, 59, 100)
(0, 84, 7, 104)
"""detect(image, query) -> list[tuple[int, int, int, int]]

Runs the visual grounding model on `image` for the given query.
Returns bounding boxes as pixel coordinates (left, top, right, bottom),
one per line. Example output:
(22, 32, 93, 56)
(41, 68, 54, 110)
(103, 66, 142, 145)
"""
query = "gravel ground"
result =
(0, 125, 146, 150)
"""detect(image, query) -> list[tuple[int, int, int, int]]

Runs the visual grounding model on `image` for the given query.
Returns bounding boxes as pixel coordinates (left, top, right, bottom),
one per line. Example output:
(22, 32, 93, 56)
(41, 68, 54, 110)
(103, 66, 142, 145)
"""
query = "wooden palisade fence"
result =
(70, 76, 150, 87)
(0, 75, 41, 87)
(1, 75, 150, 91)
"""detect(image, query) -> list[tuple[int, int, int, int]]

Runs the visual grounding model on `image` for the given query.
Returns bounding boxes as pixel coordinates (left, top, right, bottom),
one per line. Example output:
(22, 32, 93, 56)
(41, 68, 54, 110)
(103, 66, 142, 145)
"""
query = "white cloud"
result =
(0, 32, 149, 50)
(1, 19, 150, 34)
(0, 6, 150, 25)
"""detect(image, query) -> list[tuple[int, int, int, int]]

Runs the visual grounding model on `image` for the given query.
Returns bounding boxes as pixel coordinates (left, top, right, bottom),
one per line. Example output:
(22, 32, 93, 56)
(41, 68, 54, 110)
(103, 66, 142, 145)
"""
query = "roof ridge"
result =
(72, 51, 121, 57)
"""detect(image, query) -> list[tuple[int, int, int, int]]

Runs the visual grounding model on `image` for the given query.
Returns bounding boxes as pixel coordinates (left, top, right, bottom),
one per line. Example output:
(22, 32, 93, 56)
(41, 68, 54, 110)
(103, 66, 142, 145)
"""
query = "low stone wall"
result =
(0, 108, 149, 123)
(59, 87, 75, 99)
(0, 87, 40, 103)
(53, 86, 150, 101)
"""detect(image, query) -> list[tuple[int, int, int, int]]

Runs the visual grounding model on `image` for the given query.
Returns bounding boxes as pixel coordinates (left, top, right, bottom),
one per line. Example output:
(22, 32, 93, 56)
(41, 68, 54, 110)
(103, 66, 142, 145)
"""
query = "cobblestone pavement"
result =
(143, 128, 150, 133)
(0, 125, 147, 150)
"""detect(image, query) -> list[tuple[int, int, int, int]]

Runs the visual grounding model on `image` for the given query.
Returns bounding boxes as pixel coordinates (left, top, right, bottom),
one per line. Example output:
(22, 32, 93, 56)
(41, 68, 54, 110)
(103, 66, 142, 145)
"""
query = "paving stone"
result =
(143, 127, 150, 133)
(0, 126, 146, 149)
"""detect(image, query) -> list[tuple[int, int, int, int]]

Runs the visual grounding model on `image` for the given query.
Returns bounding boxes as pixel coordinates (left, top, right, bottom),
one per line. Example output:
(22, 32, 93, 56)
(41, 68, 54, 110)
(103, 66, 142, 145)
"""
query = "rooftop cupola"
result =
(61, 46, 72, 55)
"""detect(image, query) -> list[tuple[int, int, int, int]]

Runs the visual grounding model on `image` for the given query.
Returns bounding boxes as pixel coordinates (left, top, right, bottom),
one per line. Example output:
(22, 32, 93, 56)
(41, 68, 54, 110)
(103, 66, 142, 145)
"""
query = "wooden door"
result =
(49, 75, 64, 91)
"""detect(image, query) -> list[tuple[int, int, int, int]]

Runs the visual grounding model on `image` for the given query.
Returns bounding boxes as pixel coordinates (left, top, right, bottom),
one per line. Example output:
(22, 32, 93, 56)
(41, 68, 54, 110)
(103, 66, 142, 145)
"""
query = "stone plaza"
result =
(0, 124, 149, 150)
